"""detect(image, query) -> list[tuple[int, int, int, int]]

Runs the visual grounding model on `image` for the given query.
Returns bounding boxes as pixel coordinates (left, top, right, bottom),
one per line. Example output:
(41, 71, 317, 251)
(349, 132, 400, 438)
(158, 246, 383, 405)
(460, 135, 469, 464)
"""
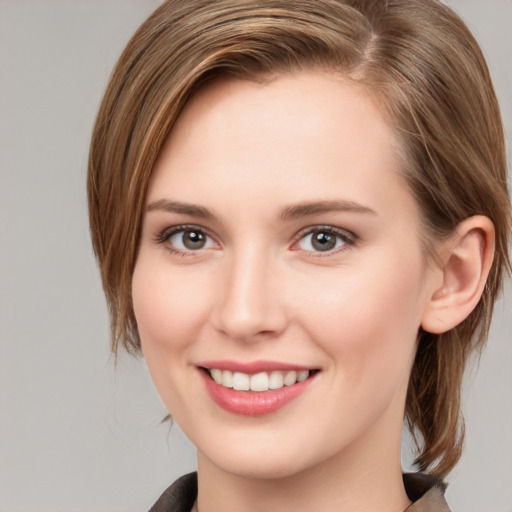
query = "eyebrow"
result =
(280, 200, 377, 220)
(145, 198, 377, 221)
(146, 199, 215, 219)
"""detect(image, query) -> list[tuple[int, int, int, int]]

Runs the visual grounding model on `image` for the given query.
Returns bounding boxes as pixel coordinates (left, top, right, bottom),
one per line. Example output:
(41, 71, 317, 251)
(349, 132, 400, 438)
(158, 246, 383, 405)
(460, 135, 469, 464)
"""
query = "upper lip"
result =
(197, 359, 316, 374)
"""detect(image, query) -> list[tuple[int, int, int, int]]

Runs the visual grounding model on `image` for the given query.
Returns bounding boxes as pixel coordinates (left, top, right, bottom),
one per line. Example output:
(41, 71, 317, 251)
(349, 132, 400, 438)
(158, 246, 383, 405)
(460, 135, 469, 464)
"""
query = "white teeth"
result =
(269, 371, 284, 389)
(283, 370, 297, 386)
(297, 370, 309, 382)
(233, 372, 250, 391)
(250, 372, 269, 392)
(211, 368, 223, 384)
(222, 369, 233, 388)
(208, 369, 311, 392)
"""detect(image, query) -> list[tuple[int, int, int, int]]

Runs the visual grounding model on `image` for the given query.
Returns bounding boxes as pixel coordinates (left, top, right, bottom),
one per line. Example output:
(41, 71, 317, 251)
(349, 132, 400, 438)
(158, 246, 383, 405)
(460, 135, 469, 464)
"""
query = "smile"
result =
(198, 363, 319, 416)
(208, 369, 310, 392)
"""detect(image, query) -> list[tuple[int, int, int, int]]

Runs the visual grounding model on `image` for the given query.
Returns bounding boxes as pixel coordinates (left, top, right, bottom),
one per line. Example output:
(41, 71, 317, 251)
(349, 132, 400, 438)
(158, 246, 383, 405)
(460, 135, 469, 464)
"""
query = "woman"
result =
(87, 1, 511, 510)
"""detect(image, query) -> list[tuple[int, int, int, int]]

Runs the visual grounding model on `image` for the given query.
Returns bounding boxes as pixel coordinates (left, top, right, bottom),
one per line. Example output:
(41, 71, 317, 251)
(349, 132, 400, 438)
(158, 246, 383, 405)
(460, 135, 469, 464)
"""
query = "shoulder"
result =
(148, 472, 197, 512)
(403, 473, 451, 512)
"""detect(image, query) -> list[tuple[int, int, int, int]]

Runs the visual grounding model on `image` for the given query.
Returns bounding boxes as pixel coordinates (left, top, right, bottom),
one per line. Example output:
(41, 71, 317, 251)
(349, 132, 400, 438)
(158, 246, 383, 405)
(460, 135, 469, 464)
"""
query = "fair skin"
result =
(132, 72, 494, 512)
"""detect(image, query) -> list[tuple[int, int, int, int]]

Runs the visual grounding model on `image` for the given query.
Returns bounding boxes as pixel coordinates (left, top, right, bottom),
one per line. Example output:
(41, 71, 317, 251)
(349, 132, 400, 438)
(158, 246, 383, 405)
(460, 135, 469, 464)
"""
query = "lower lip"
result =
(200, 370, 316, 416)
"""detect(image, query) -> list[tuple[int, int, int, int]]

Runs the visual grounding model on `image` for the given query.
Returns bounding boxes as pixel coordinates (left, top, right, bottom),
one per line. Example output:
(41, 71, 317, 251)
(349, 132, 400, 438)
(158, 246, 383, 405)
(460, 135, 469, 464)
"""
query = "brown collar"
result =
(149, 472, 451, 512)
(403, 473, 451, 512)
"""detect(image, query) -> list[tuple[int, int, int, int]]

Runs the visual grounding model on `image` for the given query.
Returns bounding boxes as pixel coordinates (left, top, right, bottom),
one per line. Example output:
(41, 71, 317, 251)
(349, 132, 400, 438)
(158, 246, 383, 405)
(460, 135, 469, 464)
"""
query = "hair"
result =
(88, 0, 511, 478)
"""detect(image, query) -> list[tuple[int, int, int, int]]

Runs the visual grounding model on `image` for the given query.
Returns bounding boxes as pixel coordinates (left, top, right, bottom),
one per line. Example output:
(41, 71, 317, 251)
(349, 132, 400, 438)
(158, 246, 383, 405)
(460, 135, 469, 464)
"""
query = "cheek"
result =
(131, 258, 215, 415)
(292, 254, 426, 384)
(131, 258, 211, 357)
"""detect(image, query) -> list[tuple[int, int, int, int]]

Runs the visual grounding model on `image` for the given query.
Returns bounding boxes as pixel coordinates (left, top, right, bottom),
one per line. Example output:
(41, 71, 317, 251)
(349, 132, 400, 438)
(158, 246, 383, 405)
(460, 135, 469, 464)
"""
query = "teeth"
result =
(297, 370, 309, 382)
(283, 370, 297, 386)
(250, 372, 269, 391)
(222, 369, 233, 388)
(211, 368, 223, 384)
(208, 369, 311, 392)
(233, 372, 250, 391)
(269, 371, 284, 389)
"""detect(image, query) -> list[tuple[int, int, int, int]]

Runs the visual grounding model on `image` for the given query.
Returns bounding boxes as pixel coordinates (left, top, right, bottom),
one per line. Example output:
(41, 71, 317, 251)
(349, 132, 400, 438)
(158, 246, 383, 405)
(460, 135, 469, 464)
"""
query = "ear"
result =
(421, 216, 495, 334)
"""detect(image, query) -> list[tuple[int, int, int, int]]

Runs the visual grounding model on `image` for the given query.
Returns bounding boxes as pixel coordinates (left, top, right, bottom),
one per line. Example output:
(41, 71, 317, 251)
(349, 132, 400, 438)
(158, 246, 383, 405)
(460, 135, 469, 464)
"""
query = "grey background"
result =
(0, 1, 510, 511)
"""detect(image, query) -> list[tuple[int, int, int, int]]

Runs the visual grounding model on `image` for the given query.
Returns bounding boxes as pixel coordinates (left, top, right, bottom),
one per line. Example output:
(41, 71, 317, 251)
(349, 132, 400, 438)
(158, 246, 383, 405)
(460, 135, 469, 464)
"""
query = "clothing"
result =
(402, 473, 451, 512)
(148, 471, 451, 512)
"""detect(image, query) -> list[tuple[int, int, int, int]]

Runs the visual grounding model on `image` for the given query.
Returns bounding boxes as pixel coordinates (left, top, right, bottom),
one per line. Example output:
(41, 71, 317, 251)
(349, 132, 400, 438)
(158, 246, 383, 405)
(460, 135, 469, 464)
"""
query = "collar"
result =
(149, 472, 451, 512)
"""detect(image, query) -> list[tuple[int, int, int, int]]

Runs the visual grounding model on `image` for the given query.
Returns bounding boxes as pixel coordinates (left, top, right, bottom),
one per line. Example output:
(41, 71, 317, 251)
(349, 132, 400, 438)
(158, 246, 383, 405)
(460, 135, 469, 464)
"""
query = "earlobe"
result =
(421, 216, 495, 334)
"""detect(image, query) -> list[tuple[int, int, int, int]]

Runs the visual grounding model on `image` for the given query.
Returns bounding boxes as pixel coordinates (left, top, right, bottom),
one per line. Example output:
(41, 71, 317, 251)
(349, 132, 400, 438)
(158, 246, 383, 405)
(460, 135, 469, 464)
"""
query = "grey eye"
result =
(169, 229, 213, 251)
(298, 229, 347, 252)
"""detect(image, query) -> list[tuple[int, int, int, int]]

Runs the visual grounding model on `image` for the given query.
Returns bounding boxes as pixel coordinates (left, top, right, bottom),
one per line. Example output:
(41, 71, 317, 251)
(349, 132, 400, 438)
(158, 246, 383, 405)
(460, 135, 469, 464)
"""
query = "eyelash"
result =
(154, 224, 357, 257)
(292, 226, 357, 256)
(154, 225, 217, 257)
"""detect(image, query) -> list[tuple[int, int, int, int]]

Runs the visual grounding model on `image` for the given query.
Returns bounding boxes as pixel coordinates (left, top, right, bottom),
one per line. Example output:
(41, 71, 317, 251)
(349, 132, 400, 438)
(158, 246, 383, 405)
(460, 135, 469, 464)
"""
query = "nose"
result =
(212, 246, 288, 343)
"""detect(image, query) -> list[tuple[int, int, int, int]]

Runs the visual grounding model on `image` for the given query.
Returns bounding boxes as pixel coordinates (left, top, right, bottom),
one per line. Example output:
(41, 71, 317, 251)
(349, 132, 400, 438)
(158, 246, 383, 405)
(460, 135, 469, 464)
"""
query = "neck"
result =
(196, 421, 411, 512)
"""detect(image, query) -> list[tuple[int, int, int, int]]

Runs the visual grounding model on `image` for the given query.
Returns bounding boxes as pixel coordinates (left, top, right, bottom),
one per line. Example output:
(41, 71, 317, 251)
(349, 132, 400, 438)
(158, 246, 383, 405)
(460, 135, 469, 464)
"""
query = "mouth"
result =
(197, 362, 319, 416)
(203, 368, 316, 392)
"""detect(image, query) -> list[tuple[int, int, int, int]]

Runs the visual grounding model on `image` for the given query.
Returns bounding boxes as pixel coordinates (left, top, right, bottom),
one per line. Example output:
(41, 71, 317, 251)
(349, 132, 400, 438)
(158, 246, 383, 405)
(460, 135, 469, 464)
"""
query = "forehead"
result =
(169, 71, 390, 151)
(149, 72, 410, 212)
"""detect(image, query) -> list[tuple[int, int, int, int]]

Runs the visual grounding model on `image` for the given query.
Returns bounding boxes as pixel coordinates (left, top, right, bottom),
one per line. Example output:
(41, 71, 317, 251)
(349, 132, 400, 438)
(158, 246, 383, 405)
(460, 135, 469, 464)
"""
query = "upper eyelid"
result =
(155, 224, 217, 244)
(293, 224, 356, 242)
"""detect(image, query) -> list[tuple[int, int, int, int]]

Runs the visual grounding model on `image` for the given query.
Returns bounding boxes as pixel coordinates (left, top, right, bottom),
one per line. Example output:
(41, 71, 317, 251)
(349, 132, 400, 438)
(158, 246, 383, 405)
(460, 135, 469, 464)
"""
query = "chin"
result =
(194, 426, 337, 482)
(203, 449, 315, 480)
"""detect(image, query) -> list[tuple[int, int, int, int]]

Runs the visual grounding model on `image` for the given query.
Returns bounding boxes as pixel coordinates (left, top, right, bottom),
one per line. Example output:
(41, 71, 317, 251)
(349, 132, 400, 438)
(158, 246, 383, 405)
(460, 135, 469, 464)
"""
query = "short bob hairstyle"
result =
(88, 0, 511, 479)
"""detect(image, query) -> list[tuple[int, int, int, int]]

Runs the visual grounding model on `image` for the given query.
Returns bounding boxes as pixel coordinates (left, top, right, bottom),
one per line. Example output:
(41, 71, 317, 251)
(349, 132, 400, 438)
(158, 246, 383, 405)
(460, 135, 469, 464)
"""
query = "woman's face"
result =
(132, 72, 438, 479)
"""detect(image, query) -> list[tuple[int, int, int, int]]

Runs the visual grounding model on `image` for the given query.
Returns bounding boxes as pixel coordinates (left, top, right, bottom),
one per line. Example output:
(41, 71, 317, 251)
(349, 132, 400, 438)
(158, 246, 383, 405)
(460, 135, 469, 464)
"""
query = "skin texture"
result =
(132, 72, 492, 512)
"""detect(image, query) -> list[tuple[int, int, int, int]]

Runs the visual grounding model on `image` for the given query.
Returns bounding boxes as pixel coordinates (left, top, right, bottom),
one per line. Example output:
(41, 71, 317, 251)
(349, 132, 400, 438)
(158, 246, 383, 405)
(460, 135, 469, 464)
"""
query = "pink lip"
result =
(198, 365, 317, 416)
(198, 359, 311, 374)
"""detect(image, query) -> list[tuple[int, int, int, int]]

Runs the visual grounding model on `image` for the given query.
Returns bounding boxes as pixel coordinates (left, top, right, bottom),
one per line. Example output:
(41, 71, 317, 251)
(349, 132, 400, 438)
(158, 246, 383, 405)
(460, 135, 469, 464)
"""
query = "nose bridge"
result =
(214, 241, 285, 341)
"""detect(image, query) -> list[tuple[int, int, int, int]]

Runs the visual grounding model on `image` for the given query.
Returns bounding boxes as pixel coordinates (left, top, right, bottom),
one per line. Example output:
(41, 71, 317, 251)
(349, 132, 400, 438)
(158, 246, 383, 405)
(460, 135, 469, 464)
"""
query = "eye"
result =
(295, 227, 354, 253)
(157, 226, 216, 254)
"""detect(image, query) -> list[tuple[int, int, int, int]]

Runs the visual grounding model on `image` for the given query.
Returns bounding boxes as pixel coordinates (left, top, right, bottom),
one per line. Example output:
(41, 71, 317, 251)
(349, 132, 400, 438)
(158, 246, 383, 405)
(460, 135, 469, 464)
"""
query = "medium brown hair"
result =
(88, 0, 511, 478)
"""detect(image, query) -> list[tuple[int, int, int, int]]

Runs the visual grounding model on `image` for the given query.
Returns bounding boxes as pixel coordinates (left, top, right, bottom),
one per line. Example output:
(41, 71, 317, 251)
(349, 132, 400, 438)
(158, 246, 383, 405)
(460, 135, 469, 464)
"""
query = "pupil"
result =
(184, 230, 205, 249)
(312, 231, 335, 251)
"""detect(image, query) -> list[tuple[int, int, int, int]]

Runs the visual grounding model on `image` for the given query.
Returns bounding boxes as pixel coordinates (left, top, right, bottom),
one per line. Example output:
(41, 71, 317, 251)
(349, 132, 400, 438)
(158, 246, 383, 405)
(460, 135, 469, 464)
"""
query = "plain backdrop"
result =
(0, 1, 510, 511)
